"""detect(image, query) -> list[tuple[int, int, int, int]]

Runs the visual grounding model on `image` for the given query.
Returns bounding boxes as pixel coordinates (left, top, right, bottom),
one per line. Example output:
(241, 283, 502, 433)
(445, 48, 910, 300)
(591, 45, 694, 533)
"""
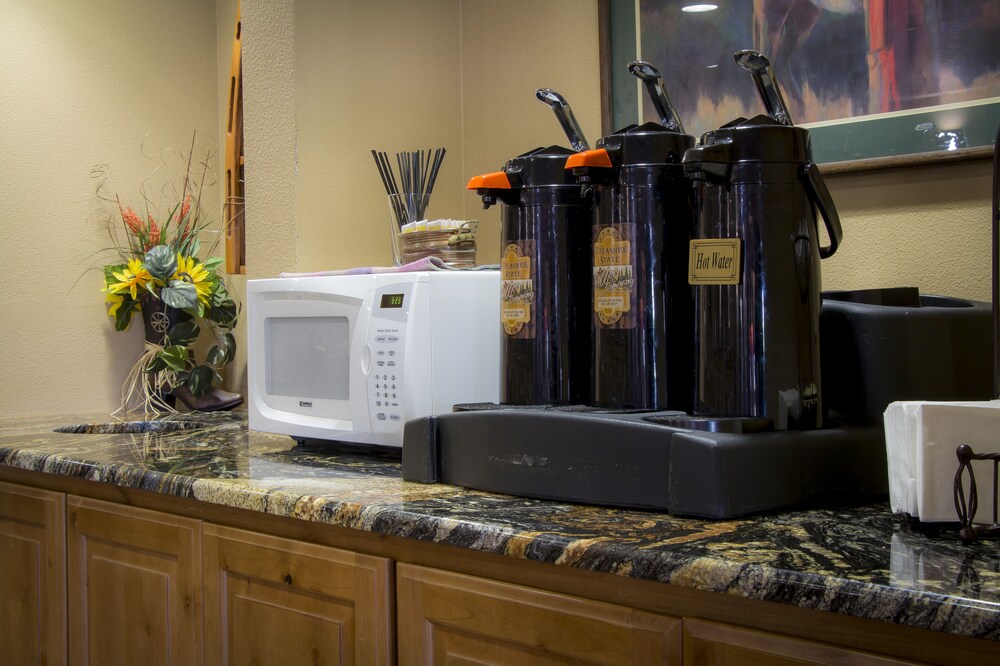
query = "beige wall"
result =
(824, 160, 993, 301)
(0, 0, 994, 419)
(0, 0, 223, 418)
(242, 0, 601, 278)
(460, 1, 603, 262)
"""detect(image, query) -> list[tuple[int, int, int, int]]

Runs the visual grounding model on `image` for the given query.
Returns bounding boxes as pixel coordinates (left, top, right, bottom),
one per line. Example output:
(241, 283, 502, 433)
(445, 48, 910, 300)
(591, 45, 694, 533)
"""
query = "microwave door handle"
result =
(361, 342, 372, 376)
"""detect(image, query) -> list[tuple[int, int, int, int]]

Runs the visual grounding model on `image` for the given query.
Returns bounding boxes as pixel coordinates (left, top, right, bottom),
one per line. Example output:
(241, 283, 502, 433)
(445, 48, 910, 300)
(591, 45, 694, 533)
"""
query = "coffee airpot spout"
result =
(627, 60, 685, 134)
(734, 49, 793, 126)
(535, 88, 590, 153)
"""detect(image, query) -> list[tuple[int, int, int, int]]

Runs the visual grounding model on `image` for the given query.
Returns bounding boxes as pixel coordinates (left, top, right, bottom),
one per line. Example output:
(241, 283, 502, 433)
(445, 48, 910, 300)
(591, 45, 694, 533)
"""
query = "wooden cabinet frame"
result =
(204, 523, 394, 664)
(67, 496, 202, 665)
(0, 481, 66, 665)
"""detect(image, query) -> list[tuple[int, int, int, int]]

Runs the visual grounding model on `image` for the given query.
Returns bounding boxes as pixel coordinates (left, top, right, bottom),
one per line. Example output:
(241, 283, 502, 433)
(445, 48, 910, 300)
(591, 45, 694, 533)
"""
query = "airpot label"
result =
(501, 242, 533, 336)
(689, 239, 742, 285)
(593, 226, 634, 327)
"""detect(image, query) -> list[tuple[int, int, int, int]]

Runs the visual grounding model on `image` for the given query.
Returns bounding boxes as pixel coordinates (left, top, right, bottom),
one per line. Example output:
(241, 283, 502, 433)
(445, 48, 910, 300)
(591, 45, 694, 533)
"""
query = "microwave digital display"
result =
(379, 293, 404, 309)
(265, 316, 350, 400)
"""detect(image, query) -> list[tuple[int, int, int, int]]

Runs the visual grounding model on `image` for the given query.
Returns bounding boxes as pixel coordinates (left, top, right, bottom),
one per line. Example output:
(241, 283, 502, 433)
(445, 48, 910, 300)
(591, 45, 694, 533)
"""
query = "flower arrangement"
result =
(98, 134, 239, 411)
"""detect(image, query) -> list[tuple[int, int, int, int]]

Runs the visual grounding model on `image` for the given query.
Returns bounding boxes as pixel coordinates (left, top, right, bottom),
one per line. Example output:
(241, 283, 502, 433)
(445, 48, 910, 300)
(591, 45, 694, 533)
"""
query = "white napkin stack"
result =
(884, 400, 1000, 523)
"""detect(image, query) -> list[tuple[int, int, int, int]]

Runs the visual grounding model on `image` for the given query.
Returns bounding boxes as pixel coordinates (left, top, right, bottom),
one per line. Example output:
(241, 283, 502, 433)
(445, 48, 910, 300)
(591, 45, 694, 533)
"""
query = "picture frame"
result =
(600, 0, 999, 173)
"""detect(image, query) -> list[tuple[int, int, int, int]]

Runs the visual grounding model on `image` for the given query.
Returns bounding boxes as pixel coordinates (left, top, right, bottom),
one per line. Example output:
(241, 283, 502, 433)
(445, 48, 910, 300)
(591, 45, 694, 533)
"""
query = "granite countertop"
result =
(0, 411, 998, 642)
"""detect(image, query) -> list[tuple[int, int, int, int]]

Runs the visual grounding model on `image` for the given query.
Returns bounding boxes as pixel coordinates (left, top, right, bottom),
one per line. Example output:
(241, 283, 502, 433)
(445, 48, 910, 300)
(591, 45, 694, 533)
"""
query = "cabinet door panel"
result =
(397, 563, 681, 665)
(0, 482, 66, 666)
(203, 523, 394, 665)
(67, 496, 202, 666)
(683, 619, 916, 665)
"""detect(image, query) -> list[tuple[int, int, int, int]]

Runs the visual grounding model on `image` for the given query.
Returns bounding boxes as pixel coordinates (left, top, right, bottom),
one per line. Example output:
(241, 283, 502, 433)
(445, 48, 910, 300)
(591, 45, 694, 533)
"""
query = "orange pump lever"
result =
(466, 171, 511, 190)
(565, 148, 612, 169)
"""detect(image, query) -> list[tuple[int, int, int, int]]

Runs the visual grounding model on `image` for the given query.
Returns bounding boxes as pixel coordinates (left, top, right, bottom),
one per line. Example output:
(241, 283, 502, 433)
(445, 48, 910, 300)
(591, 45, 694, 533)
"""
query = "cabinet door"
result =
(0, 482, 66, 665)
(397, 563, 681, 665)
(203, 524, 394, 665)
(683, 618, 915, 665)
(67, 496, 202, 666)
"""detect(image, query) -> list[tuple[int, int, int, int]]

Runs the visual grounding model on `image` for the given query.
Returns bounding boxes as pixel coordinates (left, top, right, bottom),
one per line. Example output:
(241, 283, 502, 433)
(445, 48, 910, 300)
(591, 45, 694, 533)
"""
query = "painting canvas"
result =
(636, 0, 1000, 160)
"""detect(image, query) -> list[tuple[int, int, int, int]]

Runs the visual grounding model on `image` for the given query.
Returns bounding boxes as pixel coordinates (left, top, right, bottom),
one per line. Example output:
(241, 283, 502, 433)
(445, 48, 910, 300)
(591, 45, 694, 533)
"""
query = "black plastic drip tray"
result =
(401, 408, 887, 519)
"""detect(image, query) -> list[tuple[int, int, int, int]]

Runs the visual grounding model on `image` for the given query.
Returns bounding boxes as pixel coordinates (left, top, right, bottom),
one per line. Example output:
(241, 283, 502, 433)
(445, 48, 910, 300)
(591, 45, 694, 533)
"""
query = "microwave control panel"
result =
(366, 283, 414, 433)
(369, 329, 403, 427)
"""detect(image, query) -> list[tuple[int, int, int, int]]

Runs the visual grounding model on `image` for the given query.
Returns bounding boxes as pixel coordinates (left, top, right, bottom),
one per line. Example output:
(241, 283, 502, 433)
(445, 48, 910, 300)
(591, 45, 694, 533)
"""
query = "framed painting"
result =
(601, 0, 1000, 172)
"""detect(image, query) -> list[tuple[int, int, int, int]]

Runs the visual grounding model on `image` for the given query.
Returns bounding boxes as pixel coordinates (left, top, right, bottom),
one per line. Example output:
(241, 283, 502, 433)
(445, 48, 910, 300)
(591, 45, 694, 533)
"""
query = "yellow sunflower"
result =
(107, 258, 151, 300)
(173, 254, 212, 305)
(104, 291, 125, 318)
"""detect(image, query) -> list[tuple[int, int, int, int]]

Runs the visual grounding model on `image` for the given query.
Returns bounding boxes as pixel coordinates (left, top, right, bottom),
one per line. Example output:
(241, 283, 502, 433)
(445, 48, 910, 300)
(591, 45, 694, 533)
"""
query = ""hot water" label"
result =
(688, 238, 742, 285)
(501, 242, 534, 337)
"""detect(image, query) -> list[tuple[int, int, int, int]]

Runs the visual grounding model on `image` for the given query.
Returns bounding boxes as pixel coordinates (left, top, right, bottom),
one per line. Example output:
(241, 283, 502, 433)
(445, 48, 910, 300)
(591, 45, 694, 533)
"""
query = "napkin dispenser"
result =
(884, 400, 1000, 523)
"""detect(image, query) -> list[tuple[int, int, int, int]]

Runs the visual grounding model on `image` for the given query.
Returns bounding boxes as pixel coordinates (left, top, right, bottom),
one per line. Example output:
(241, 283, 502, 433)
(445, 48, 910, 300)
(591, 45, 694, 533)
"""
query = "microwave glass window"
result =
(379, 293, 404, 309)
(265, 316, 349, 400)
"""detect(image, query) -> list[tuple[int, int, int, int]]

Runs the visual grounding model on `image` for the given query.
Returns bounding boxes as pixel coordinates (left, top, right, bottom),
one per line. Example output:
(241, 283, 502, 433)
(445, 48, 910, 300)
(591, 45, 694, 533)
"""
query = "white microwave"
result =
(247, 270, 500, 447)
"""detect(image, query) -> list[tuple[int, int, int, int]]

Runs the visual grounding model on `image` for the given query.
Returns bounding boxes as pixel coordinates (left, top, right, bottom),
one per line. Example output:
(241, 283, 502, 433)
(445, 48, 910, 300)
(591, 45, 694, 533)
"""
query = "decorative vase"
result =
(116, 295, 193, 414)
(133, 295, 245, 413)
(140, 294, 192, 346)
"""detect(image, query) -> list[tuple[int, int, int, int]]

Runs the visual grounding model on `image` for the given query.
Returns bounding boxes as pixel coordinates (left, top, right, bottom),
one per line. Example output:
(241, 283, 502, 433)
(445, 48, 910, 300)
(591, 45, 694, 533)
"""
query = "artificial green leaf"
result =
(145, 355, 168, 373)
(187, 364, 215, 397)
(206, 344, 225, 366)
(113, 298, 138, 331)
(202, 257, 224, 271)
(144, 245, 177, 281)
(157, 345, 189, 372)
(207, 298, 238, 328)
(103, 263, 126, 287)
(221, 332, 236, 365)
(167, 320, 200, 347)
(160, 280, 198, 311)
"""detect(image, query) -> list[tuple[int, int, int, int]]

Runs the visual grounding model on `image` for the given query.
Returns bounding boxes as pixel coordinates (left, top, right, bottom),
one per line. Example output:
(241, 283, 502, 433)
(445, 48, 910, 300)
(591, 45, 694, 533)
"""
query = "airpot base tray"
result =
(401, 404, 887, 519)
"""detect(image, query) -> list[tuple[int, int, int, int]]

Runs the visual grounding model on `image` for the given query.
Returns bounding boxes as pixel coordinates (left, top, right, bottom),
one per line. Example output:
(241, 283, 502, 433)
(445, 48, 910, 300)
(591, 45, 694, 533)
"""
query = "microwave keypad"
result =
(370, 330, 403, 426)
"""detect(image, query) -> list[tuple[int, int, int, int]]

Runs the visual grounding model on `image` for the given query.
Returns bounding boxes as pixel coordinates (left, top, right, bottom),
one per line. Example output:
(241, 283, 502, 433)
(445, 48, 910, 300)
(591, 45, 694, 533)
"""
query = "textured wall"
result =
(241, 0, 601, 275)
(459, 0, 603, 264)
(242, 0, 298, 282)
(824, 160, 993, 302)
(0, 0, 221, 418)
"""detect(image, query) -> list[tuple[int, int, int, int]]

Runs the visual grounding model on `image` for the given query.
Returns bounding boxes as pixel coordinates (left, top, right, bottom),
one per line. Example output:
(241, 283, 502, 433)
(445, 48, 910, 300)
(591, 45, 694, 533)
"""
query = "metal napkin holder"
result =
(954, 444, 1000, 543)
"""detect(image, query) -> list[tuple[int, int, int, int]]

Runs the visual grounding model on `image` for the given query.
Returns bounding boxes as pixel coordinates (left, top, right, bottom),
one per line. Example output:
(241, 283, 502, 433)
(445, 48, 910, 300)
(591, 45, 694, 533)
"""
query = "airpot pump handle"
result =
(800, 162, 843, 259)
(734, 50, 794, 126)
(627, 60, 684, 133)
(535, 89, 590, 153)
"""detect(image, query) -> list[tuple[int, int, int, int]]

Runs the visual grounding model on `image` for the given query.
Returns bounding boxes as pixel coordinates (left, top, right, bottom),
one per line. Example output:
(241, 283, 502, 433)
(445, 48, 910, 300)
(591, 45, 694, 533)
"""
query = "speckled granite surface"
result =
(1, 411, 998, 642)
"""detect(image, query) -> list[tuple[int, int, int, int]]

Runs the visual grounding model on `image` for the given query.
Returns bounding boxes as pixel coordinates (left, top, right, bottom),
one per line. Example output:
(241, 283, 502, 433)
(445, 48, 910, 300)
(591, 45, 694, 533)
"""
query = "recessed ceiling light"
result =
(682, 4, 719, 12)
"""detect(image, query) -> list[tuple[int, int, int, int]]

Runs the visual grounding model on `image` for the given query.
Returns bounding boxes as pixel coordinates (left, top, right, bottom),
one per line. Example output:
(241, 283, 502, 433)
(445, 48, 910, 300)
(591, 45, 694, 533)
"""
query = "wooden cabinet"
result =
(203, 524, 394, 665)
(0, 481, 66, 666)
(682, 619, 914, 666)
(0, 471, 990, 666)
(397, 563, 682, 664)
(67, 496, 202, 666)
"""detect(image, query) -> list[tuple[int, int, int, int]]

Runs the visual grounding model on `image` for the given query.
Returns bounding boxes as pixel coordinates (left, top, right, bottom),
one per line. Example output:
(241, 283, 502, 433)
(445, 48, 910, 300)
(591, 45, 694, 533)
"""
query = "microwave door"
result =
(250, 290, 368, 440)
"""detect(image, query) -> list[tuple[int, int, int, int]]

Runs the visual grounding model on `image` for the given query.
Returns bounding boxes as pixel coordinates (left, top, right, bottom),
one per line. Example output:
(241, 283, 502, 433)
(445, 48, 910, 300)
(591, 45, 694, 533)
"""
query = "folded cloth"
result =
(279, 256, 453, 278)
